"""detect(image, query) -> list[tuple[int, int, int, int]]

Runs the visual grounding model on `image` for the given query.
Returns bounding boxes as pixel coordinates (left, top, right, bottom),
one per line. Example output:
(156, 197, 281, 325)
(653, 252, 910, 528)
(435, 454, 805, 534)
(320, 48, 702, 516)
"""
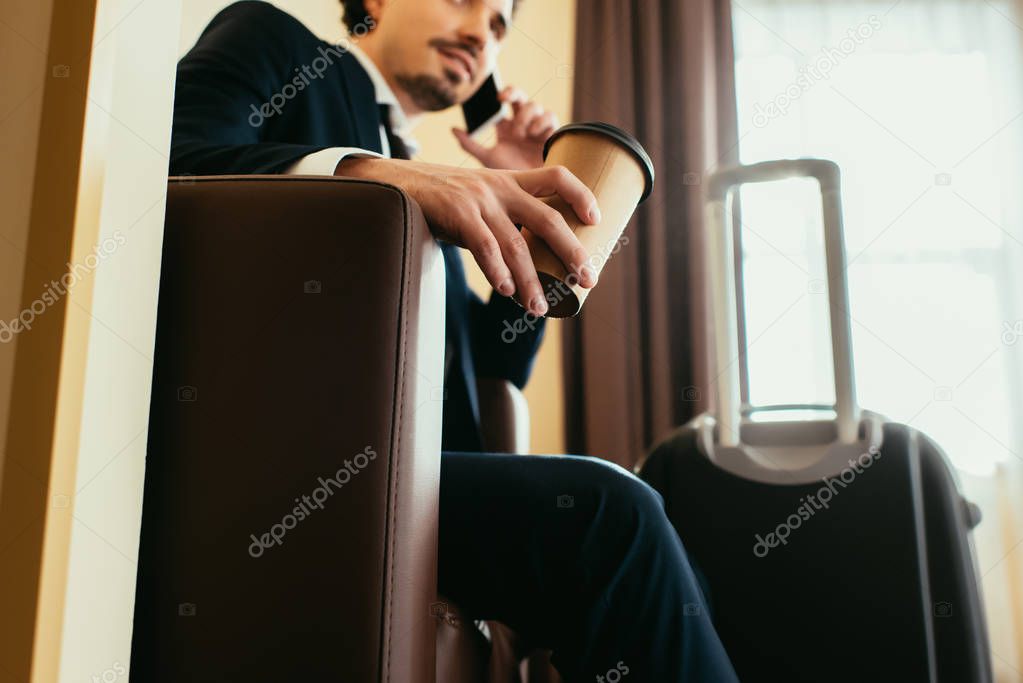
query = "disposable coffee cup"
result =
(514, 121, 655, 318)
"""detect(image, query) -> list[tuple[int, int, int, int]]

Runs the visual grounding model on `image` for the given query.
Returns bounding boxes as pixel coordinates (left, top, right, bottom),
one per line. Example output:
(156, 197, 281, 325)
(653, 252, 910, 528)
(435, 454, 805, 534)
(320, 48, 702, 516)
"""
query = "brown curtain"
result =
(563, 0, 740, 468)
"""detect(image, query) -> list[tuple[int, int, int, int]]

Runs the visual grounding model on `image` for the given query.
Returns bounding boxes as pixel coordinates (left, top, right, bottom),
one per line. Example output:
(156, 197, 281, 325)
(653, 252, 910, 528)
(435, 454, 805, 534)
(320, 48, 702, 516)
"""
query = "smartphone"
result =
(462, 71, 508, 138)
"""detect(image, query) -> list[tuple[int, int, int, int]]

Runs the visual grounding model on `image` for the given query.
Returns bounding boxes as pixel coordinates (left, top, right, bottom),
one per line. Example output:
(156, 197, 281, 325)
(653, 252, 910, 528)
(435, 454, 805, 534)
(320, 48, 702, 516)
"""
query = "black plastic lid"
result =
(542, 121, 655, 203)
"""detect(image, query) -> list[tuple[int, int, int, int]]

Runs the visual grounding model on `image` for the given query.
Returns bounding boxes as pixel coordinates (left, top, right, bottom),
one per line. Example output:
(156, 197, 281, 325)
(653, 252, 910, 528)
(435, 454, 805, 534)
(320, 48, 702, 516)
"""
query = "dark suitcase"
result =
(638, 160, 992, 683)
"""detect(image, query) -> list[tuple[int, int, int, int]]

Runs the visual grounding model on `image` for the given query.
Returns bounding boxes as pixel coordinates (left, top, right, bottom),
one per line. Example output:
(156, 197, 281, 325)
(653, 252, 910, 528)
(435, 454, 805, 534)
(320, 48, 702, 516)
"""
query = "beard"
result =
(394, 70, 460, 111)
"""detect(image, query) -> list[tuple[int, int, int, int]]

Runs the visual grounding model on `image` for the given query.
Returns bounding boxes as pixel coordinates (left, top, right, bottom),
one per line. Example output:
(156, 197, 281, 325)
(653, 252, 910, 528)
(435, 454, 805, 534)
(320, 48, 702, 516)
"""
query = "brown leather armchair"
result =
(132, 176, 558, 683)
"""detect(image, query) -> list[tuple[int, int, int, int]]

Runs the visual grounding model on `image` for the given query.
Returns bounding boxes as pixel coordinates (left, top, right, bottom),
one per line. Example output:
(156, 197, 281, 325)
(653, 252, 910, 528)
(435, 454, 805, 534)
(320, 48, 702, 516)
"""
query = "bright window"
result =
(731, 0, 1023, 477)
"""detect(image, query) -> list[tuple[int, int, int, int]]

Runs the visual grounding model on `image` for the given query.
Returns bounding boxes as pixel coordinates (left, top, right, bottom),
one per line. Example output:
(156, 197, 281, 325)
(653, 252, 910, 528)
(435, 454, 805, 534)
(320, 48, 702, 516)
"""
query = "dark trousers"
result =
(438, 452, 741, 683)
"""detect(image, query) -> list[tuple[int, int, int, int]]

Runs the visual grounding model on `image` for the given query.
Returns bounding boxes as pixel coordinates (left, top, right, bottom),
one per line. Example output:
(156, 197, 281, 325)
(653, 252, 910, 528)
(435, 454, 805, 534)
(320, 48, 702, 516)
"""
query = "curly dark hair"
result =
(341, 0, 521, 33)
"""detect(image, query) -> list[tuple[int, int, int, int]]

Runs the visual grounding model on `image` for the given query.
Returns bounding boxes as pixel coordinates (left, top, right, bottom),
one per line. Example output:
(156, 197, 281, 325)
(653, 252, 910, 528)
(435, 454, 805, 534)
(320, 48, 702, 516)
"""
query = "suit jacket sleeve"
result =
(469, 290, 547, 390)
(170, 1, 334, 175)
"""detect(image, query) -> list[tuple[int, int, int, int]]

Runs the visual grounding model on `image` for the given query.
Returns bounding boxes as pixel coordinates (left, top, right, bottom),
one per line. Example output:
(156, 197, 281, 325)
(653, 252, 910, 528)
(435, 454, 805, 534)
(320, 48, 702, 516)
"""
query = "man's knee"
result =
(573, 457, 670, 542)
(587, 456, 662, 503)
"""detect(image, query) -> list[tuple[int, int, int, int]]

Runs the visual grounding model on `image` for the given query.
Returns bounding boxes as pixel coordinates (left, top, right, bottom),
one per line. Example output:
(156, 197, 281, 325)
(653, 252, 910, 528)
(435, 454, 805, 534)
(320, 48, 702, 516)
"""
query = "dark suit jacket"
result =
(170, 0, 546, 452)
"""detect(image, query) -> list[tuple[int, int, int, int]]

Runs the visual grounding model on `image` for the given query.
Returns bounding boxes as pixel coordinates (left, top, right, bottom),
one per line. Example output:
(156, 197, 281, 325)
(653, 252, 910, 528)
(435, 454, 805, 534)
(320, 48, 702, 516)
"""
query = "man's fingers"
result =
(452, 127, 489, 159)
(499, 86, 527, 104)
(484, 207, 548, 315)
(403, 161, 602, 313)
(464, 213, 515, 297)
(508, 194, 596, 289)
(514, 166, 601, 226)
(527, 111, 557, 140)
(512, 102, 542, 138)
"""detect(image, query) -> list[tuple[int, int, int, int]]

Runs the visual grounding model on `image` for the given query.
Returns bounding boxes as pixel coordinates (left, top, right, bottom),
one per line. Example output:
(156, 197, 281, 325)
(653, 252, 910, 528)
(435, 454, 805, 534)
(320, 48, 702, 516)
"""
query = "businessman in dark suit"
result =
(171, 1, 739, 681)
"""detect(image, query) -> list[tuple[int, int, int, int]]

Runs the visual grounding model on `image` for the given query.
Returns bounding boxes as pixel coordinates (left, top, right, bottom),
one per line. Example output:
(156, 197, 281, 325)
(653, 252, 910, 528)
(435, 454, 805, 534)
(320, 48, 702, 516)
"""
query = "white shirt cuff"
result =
(285, 147, 385, 176)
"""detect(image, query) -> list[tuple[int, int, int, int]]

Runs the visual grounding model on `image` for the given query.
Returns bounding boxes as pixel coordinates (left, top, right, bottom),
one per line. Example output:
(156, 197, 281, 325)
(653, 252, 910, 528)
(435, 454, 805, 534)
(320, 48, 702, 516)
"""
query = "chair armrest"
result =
(132, 176, 445, 682)
(476, 378, 531, 454)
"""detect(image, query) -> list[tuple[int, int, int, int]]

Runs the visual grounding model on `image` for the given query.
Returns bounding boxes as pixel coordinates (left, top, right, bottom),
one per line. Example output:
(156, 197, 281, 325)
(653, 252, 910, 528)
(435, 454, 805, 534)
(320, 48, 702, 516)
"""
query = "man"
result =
(171, 1, 740, 680)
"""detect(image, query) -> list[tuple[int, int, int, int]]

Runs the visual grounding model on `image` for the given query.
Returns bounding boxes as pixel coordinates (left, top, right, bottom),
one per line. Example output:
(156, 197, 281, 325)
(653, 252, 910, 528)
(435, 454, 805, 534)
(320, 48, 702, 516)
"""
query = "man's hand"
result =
(451, 86, 559, 171)
(336, 157, 600, 317)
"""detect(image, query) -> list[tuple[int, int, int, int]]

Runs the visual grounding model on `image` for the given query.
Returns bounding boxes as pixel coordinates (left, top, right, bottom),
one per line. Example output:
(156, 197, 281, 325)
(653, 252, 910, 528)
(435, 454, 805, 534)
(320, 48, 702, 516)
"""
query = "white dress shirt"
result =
(285, 42, 422, 175)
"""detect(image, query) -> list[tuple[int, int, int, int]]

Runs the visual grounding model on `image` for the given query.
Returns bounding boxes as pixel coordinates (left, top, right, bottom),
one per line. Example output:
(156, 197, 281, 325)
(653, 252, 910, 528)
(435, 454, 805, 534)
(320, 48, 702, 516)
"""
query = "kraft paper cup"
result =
(514, 122, 655, 318)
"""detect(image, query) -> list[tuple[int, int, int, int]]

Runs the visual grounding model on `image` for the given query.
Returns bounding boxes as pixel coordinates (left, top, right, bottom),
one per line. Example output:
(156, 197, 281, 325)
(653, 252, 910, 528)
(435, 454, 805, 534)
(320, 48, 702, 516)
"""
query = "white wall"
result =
(56, 0, 182, 680)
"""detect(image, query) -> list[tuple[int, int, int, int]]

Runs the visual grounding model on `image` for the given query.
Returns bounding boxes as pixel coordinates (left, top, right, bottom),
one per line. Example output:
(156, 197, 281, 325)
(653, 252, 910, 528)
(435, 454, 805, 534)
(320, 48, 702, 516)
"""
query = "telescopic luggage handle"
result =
(704, 159, 860, 447)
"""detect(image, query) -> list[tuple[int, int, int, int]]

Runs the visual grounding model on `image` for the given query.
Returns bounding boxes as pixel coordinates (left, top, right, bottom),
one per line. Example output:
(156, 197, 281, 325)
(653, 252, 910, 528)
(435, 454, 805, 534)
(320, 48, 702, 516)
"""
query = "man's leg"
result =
(438, 452, 740, 683)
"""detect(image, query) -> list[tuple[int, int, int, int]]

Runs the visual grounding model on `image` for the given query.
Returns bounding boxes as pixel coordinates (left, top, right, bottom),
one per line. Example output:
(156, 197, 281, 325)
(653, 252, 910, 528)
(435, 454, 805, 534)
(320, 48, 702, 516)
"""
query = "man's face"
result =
(370, 0, 513, 111)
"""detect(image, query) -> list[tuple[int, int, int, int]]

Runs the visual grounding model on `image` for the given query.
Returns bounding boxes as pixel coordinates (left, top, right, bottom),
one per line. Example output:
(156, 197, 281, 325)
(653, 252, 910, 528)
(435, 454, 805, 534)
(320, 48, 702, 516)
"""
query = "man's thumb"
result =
(452, 127, 487, 157)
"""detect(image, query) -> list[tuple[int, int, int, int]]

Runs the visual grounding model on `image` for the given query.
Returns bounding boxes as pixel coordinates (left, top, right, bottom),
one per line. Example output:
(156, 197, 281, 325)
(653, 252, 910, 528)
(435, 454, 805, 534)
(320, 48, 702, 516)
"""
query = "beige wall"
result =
(57, 0, 182, 679)
(179, 0, 576, 453)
